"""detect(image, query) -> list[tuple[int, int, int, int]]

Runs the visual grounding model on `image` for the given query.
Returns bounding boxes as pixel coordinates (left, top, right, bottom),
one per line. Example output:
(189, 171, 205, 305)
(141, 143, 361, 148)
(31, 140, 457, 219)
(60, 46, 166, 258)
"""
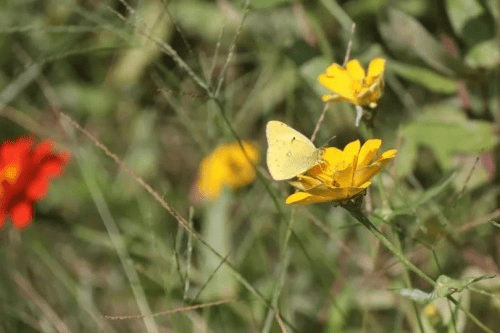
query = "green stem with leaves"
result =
(343, 201, 435, 287)
(342, 200, 494, 333)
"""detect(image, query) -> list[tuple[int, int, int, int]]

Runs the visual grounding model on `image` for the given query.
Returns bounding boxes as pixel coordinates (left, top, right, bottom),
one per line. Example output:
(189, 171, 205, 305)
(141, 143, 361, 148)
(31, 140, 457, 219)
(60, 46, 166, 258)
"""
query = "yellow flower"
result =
(285, 139, 396, 205)
(197, 141, 259, 200)
(423, 303, 439, 318)
(318, 58, 385, 108)
(423, 303, 444, 328)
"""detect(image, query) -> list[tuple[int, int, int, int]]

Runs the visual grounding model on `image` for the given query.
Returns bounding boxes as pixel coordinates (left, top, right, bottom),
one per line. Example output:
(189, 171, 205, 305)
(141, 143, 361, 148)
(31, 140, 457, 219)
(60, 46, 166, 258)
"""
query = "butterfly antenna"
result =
(320, 135, 336, 148)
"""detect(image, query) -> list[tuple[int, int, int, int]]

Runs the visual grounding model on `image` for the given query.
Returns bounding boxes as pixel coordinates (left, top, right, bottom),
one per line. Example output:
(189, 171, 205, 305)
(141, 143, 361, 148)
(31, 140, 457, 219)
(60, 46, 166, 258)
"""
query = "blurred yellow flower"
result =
(286, 139, 396, 205)
(423, 303, 439, 318)
(197, 141, 259, 200)
(423, 304, 442, 326)
(318, 58, 385, 108)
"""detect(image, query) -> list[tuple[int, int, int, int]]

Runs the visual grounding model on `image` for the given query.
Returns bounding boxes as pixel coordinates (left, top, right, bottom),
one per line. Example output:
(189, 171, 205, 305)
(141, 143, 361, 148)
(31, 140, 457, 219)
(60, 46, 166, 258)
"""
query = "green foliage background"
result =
(0, 0, 499, 332)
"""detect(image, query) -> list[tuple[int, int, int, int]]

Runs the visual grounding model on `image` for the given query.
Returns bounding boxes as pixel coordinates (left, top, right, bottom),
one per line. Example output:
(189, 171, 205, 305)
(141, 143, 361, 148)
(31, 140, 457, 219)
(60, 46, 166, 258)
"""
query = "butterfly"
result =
(266, 121, 324, 181)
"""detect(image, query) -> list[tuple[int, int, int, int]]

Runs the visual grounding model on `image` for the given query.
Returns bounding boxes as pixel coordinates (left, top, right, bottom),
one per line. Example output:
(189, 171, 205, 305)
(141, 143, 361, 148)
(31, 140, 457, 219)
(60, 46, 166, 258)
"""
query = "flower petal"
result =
(10, 200, 33, 230)
(197, 141, 259, 200)
(0, 211, 5, 229)
(325, 63, 341, 76)
(0, 136, 70, 230)
(346, 60, 366, 81)
(318, 58, 385, 109)
(343, 140, 361, 157)
(285, 191, 334, 205)
(286, 183, 370, 205)
(33, 140, 56, 164)
(310, 182, 371, 200)
(321, 147, 344, 169)
(318, 65, 356, 102)
(225, 143, 259, 188)
(198, 155, 226, 200)
(288, 174, 323, 191)
(321, 94, 341, 103)
(26, 176, 49, 200)
(342, 140, 361, 183)
(283, 137, 395, 206)
(367, 58, 386, 80)
(39, 158, 66, 178)
(380, 149, 398, 160)
(357, 139, 382, 169)
(0, 137, 32, 161)
(333, 168, 355, 187)
(354, 150, 397, 185)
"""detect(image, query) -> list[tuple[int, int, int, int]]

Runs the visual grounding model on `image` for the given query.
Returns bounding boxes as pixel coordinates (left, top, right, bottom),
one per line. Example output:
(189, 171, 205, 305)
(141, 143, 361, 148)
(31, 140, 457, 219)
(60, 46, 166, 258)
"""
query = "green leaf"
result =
(378, 8, 463, 76)
(388, 60, 458, 94)
(171, 1, 235, 42)
(404, 120, 494, 167)
(250, 0, 295, 9)
(300, 56, 331, 96)
(110, 0, 173, 88)
(414, 172, 456, 207)
(446, 0, 494, 47)
(465, 39, 500, 68)
(324, 284, 355, 332)
(345, 0, 388, 17)
(399, 105, 497, 170)
(347, 0, 427, 17)
(485, 0, 500, 20)
(445, 0, 484, 38)
(57, 84, 117, 117)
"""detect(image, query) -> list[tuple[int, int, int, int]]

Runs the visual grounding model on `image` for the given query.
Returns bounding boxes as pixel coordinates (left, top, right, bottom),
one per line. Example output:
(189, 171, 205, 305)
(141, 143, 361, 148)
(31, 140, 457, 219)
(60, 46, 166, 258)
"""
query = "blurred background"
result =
(0, 0, 499, 332)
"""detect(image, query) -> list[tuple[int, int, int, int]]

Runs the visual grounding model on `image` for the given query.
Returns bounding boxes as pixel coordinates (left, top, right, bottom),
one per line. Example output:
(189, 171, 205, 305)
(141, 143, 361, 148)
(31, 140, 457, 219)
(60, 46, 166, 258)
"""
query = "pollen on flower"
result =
(0, 136, 70, 230)
(196, 141, 259, 201)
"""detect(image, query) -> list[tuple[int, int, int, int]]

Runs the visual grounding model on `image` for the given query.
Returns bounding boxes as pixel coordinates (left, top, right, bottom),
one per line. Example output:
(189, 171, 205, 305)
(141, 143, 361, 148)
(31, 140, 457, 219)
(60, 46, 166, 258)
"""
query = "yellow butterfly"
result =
(266, 121, 324, 181)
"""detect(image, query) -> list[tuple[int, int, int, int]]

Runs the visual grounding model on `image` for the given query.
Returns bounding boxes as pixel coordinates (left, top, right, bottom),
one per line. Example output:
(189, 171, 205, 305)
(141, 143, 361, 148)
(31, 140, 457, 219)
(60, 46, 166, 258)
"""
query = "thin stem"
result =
(343, 203, 435, 287)
(447, 296, 494, 333)
(392, 229, 425, 333)
(59, 111, 296, 330)
(344, 203, 495, 333)
(311, 104, 328, 143)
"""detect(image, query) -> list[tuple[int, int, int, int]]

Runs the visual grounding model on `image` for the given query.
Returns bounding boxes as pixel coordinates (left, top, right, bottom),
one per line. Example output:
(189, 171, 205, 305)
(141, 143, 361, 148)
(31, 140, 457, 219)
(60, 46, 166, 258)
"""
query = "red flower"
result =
(0, 136, 70, 230)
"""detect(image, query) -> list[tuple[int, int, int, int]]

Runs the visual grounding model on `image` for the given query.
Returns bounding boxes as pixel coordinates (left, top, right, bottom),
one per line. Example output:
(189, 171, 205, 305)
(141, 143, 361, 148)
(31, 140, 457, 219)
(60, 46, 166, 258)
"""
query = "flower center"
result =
(1, 163, 21, 183)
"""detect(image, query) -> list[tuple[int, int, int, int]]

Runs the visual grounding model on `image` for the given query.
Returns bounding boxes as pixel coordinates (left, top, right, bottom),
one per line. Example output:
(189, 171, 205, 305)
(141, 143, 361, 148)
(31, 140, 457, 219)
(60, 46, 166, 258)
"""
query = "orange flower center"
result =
(0, 163, 21, 197)
(2, 163, 21, 183)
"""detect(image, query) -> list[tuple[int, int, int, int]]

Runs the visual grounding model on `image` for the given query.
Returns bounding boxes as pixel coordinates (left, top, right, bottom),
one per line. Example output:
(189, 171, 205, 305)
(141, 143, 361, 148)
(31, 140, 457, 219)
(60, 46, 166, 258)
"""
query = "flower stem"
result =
(447, 296, 494, 333)
(343, 203, 435, 287)
(343, 202, 494, 333)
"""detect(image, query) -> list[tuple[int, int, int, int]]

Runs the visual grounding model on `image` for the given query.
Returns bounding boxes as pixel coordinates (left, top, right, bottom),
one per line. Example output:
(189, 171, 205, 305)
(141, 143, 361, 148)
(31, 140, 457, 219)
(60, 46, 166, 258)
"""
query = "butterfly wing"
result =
(266, 121, 321, 180)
